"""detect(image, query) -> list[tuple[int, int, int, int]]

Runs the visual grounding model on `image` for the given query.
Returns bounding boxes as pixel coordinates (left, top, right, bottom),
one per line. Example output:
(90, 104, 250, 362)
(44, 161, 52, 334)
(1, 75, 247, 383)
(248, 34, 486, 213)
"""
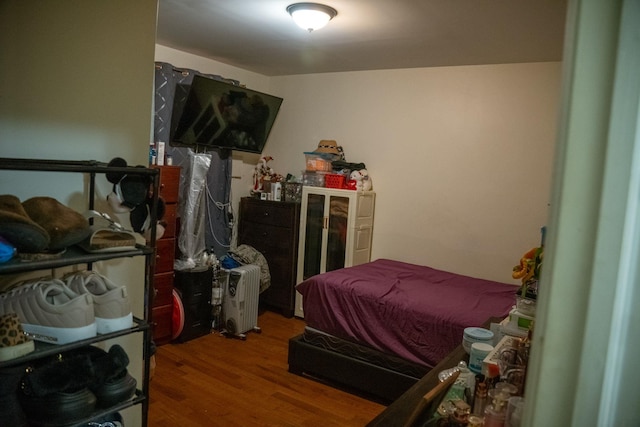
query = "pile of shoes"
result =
(0, 271, 133, 345)
(0, 270, 135, 426)
(1, 344, 134, 426)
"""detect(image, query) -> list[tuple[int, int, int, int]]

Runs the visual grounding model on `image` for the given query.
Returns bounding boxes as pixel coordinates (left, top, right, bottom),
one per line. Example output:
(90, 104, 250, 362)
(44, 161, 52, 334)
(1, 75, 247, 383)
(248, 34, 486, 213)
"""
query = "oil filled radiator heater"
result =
(223, 264, 261, 339)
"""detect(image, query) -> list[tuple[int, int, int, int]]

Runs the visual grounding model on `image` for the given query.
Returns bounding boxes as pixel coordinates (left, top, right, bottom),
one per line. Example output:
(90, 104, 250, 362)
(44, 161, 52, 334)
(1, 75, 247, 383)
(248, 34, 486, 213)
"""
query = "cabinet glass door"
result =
(326, 195, 349, 272)
(302, 193, 325, 280)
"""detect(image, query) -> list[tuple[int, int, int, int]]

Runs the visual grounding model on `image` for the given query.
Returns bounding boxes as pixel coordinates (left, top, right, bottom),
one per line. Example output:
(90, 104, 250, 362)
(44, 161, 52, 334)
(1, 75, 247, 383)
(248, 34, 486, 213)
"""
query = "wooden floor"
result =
(148, 310, 386, 426)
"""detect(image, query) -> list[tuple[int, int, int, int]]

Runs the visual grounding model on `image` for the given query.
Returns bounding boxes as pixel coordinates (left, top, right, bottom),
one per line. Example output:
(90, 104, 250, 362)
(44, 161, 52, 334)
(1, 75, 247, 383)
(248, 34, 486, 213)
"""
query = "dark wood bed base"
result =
(287, 334, 430, 403)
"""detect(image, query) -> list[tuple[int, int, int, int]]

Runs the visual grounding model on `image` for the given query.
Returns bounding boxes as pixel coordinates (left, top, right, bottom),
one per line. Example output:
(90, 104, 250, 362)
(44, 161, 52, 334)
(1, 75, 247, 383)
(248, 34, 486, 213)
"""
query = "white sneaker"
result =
(0, 279, 97, 345)
(65, 271, 133, 334)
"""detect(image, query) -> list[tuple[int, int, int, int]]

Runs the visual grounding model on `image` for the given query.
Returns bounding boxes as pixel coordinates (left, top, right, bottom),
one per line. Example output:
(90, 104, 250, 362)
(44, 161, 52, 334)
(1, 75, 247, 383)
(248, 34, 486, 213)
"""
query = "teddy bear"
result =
(349, 169, 373, 191)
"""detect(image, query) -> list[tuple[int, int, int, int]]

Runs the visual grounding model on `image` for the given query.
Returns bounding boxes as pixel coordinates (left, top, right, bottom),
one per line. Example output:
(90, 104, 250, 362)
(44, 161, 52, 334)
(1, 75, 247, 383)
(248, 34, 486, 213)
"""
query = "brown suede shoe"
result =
(22, 197, 91, 251)
(0, 194, 50, 253)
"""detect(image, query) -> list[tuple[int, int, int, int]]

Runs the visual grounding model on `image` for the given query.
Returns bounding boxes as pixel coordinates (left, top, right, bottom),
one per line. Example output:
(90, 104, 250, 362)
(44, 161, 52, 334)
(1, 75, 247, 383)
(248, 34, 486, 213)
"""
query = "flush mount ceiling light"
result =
(287, 3, 337, 32)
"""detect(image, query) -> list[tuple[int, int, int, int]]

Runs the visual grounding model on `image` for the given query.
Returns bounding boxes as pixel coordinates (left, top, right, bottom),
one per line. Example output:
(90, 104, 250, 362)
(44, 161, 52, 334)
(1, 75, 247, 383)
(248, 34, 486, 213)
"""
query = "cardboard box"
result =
(482, 335, 521, 377)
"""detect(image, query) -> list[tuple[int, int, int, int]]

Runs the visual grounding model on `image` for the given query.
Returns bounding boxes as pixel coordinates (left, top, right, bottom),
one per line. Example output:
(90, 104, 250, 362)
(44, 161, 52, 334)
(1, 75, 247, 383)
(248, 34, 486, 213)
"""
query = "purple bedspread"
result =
(296, 258, 517, 368)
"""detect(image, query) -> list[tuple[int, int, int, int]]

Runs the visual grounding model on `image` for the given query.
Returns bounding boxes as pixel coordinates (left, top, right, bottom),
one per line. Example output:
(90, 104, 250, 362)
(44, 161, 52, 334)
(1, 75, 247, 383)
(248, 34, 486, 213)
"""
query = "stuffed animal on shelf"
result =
(106, 157, 150, 213)
(350, 169, 373, 191)
(105, 157, 165, 241)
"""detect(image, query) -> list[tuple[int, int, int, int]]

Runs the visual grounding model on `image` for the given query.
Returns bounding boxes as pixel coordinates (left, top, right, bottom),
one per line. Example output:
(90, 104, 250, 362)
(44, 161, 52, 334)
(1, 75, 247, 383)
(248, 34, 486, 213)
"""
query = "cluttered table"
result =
(367, 317, 504, 427)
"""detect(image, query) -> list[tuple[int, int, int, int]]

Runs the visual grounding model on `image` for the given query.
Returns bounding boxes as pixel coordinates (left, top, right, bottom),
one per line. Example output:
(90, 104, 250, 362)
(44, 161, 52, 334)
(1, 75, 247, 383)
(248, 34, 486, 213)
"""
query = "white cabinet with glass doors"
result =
(294, 187, 375, 317)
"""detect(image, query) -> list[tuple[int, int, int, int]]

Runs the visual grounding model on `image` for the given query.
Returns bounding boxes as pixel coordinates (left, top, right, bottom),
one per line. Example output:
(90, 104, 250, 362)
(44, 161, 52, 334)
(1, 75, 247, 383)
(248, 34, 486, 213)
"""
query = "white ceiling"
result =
(156, 0, 568, 76)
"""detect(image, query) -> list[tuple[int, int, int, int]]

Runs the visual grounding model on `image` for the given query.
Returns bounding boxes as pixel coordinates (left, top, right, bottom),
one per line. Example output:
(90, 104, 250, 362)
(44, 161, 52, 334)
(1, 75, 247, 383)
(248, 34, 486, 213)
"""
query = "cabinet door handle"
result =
(263, 211, 269, 217)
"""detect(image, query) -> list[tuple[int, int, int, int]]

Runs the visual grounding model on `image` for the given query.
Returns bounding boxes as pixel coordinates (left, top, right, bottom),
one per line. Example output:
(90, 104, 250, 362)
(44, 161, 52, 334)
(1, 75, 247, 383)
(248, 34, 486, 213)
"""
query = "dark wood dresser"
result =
(151, 165, 180, 345)
(238, 197, 300, 318)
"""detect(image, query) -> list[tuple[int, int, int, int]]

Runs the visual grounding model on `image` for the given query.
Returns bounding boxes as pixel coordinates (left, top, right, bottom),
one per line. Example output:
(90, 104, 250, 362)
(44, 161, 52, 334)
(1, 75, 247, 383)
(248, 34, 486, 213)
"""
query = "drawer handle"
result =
(263, 212, 269, 216)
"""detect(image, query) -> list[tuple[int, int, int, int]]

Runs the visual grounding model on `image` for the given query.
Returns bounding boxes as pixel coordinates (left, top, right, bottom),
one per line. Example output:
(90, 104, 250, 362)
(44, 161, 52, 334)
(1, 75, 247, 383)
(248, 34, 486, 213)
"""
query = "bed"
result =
(287, 258, 517, 402)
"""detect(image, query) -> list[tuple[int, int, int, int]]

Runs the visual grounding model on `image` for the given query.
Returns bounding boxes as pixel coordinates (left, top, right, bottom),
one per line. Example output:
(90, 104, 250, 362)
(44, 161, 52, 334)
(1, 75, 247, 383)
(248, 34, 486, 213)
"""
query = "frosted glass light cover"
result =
(287, 3, 337, 32)
(291, 9, 331, 31)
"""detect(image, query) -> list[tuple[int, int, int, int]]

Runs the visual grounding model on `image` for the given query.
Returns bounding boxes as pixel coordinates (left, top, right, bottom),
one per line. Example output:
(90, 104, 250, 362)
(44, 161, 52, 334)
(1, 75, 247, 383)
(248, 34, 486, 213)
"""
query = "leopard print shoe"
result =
(0, 312, 35, 362)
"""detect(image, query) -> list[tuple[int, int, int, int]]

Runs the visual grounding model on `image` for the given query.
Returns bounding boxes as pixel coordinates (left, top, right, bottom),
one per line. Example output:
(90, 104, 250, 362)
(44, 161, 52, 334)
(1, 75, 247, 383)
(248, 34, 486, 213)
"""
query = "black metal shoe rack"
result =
(0, 157, 159, 427)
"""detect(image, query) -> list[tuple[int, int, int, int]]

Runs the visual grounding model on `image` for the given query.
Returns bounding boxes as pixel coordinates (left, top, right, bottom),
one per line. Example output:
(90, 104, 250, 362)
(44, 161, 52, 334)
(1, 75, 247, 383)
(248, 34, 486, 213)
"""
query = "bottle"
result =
(272, 182, 282, 201)
(484, 390, 509, 427)
(472, 380, 488, 416)
(495, 381, 518, 397)
(149, 141, 157, 166)
(468, 415, 484, 427)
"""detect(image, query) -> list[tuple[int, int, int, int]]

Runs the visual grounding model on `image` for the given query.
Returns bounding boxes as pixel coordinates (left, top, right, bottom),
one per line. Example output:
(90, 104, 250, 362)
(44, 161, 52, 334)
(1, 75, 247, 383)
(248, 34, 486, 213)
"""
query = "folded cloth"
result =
(22, 197, 91, 251)
(0, 194, 50, 253)
(78, 211, 137, 253)
(331, 160, 366, 172)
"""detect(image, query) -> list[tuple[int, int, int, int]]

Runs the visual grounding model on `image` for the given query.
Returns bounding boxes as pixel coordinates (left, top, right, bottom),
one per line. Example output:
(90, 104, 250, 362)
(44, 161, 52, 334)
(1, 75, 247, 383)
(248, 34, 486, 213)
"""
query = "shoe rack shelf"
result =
(0, 157, 159, 427)
(0, 245, 153, 274)
(0, 318, 149, 366)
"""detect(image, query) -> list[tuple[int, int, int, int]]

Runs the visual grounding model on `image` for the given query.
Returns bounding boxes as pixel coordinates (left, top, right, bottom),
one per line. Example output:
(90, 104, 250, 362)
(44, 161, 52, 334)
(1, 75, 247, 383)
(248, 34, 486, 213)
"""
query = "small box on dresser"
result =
(151, 165, 180, 346)
(238, 197, 300, 318)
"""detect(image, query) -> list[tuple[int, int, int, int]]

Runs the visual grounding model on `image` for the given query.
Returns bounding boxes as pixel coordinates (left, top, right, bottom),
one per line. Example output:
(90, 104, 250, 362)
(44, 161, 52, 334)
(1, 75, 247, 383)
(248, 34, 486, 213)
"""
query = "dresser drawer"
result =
(152, 304, 173, 345)
(238, 222, 294, 252)
(174, 268, 213, 305)
(153, 271, 174, 308)
(240, 199, 297, 227)
(162, 203, 178, 238)
(156, 165, 181, 203)
(155, 238, 175, 273)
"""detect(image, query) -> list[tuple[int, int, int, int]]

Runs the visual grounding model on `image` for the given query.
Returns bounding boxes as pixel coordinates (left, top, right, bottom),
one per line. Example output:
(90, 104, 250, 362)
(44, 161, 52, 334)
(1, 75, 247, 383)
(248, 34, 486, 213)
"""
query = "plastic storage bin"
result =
(324, 173, 346, 189)
(302, 171, 326, 187)
(304, 153, 336, 172)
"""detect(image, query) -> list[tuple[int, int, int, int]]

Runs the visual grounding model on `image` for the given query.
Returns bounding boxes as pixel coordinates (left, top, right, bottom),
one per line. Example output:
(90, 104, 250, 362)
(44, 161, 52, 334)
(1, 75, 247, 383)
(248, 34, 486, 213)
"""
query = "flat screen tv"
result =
(171, 75, 283, 154)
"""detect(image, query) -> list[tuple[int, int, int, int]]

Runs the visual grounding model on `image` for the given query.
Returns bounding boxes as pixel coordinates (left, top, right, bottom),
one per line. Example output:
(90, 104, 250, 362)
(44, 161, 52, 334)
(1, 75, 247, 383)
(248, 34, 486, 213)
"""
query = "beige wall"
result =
(156, 45, 561, 283)
(269, 64, 560, 282)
